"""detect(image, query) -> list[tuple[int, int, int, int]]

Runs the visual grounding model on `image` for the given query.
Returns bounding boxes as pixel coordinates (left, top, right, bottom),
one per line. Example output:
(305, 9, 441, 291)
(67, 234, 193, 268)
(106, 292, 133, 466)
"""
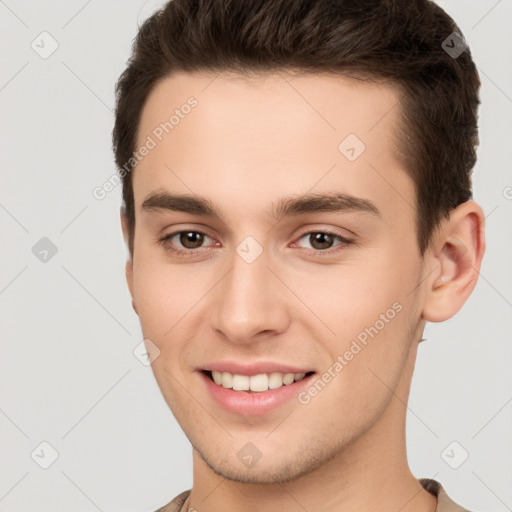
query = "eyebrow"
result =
(141, 190, 381, 222)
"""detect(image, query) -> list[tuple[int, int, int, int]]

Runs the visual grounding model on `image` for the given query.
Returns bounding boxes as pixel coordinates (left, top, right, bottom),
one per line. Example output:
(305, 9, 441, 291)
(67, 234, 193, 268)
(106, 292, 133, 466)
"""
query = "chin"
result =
(194, 440, 338, 485)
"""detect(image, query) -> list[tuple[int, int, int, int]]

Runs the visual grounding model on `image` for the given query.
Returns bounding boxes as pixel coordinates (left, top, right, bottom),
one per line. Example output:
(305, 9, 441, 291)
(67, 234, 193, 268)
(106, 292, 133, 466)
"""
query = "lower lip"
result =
(199, 371, 316, 416)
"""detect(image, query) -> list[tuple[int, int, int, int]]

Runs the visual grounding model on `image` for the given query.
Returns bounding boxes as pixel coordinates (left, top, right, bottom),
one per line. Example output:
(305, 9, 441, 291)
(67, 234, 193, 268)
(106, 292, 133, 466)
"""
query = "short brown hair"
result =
(113, 0, 480, 257)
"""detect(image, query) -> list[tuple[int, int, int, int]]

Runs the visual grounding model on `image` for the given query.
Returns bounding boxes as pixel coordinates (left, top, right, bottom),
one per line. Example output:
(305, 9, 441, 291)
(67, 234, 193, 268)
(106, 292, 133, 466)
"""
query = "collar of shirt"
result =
(156, 478, 471, 512)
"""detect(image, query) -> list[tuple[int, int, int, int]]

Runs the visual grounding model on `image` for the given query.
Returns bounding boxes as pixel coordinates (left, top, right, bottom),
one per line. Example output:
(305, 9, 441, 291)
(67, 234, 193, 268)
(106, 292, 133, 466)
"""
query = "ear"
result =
(422, 200, 486, 322)
(120, 209, 138, 316)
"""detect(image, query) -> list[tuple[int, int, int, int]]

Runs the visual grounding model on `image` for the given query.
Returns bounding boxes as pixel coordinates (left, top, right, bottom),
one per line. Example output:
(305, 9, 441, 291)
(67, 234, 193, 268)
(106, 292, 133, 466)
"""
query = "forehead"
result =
(137, 70, 404, 153)
(134, 70, 414, 225)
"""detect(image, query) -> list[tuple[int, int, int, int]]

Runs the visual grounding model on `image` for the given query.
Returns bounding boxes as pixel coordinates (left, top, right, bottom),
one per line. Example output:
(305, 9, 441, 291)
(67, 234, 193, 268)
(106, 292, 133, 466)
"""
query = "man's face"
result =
(127, 71, 428, 483)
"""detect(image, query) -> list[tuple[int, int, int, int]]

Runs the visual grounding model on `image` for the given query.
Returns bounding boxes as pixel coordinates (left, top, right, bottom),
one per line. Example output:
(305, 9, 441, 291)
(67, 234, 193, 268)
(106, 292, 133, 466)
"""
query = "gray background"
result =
(0, 1, 511, 510)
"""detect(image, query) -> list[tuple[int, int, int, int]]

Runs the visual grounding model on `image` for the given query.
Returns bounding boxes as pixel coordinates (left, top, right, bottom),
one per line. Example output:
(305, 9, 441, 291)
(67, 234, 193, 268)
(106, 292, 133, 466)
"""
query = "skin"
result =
(121, 70, 485, 512)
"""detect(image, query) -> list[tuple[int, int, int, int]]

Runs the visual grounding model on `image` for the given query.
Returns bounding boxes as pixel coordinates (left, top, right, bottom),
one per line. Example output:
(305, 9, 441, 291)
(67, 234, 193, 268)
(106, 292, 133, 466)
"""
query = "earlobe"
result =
(422, 201, 486, 323)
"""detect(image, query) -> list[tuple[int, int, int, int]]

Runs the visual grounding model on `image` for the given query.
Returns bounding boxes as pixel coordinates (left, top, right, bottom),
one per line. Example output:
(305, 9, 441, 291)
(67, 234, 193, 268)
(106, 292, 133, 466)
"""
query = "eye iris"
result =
(180, 231, 204, 249)
(310, 232, 334, 250)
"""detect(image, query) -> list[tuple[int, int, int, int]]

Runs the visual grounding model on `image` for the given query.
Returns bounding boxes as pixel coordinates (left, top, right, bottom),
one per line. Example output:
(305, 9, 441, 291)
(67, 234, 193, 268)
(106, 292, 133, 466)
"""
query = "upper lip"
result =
(200, 361, 315, 376)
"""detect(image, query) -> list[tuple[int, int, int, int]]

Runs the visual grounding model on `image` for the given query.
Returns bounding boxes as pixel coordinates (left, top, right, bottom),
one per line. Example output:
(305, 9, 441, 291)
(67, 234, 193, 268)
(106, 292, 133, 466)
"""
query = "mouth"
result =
(201, 369, 316, 393)
(198, 362, 318, 416)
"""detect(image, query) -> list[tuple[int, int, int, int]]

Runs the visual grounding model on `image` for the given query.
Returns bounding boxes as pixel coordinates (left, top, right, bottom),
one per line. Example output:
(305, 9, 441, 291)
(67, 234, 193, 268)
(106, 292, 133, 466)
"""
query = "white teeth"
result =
(212, 371, 223, 385)
(282, 373, 295, 385)
(209, 370, 309, 392)
(221, 372, 233, 389)
(249, 373, 268, 392)
(268, 372, 283, 389)
(232, 374, 249, 391)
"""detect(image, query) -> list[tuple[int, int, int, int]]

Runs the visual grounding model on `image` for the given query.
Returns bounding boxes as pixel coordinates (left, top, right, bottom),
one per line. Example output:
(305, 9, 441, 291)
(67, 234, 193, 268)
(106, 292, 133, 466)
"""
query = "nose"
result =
(210, 247, 291, 345)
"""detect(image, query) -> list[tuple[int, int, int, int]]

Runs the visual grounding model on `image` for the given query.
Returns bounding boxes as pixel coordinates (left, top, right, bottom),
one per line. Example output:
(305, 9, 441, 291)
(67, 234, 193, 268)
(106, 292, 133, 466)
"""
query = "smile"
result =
(199, 369, 317, 416)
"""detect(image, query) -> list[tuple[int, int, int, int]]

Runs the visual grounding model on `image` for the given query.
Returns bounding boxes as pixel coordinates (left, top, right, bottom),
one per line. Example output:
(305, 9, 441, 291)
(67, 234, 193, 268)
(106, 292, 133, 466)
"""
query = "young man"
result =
(113, 1, 485, 510)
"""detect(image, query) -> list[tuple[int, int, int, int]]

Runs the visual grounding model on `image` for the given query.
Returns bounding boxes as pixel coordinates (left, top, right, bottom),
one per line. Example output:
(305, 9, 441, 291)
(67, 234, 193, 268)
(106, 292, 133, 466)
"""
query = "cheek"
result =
(290, 256, 412, 342)
(132, 256, 218, 352)
(132, 257, 182, 339)
(302, 248, 421, 389)
(300, 299, 415, 435)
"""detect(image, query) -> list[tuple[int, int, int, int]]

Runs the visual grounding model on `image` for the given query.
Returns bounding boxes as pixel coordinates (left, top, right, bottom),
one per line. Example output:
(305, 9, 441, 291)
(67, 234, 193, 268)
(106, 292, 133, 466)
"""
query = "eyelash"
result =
(158, 229, 354, 258)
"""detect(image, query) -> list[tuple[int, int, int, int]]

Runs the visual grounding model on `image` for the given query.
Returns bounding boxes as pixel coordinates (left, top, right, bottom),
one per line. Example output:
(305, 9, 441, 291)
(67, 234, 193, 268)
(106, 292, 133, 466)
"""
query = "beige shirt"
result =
(155, 478, 471, 512)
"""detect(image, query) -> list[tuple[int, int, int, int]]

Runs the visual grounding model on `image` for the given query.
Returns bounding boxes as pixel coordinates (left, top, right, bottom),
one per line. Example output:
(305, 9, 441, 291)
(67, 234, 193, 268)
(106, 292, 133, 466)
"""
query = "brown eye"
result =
(296, 232, 344, 251)
(308, 232, 336, 250)
(293, 230, 354, 257)
(159, 230, 216, 255)
(179, 231, 205, 249)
